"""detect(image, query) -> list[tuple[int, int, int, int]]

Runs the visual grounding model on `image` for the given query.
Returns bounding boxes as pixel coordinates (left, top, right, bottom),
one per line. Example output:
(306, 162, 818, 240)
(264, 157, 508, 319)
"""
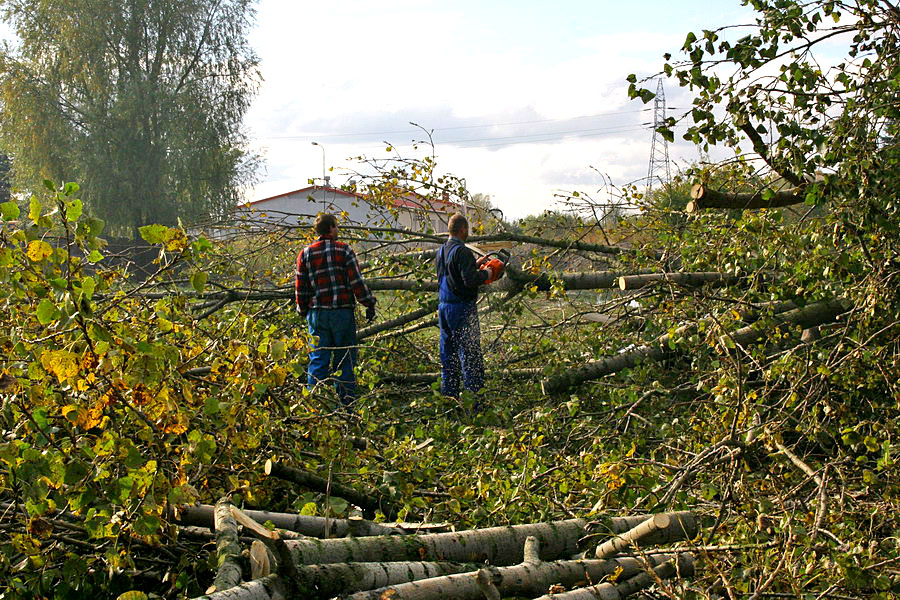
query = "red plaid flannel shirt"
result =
(295, 235, 375, 316)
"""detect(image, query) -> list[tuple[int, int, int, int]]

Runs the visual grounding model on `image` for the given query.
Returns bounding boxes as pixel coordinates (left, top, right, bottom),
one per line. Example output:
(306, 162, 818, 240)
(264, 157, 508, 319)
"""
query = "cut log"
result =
(594, 512, 698, 558)
(617, 272, 735, 291)
(193, 575, 289, 600)
(196, 561, 481, 600)
(343, 553, 681, 600)
(174, 504, 398, 537)
(686, 183, 804, 212)
(282, 514, 662, 567)
(285, 517, 589, 566)
(209, 498, 243, 594)
(532, 553, 695, 600)
(230, 505, 300, 587)
(250, 540, 272, 579)
(264, 459, 396, 519)
(541, 299, 845, 394)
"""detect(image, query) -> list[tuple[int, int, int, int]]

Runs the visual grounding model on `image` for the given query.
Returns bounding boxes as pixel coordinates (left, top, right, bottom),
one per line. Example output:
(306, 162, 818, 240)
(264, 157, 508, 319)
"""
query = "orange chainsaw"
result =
(478, 249, 510, 284)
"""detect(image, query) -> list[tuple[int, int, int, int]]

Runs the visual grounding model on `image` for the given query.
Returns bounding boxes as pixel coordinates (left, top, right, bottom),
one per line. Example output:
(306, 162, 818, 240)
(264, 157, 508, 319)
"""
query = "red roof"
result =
(243, 185, 363, 207)
(245, 185, 460, 213)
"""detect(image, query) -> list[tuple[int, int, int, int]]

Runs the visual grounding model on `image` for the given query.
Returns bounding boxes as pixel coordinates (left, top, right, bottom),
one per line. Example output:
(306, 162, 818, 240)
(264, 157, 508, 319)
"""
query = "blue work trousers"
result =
(307, 308, 358, 404)
(438, 302, 484, 398)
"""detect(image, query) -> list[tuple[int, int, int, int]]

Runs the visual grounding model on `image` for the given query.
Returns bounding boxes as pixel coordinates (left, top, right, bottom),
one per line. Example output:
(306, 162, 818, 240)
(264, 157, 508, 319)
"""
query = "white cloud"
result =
(244, 0, 740, 219)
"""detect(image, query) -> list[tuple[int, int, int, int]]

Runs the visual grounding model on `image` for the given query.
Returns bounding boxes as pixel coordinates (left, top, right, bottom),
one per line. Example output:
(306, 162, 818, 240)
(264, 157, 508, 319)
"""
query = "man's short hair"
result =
(448, 213, 468, 235)
(315, 213, 338, 236)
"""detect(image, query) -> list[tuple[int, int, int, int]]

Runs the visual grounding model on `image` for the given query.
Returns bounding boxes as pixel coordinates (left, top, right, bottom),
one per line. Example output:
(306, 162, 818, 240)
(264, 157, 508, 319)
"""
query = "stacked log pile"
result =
(188, 497, 699, 600)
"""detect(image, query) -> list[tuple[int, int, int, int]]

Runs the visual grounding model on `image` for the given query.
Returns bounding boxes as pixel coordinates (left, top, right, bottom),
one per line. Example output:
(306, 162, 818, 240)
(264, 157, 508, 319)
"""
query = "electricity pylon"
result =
(646, 78, 671, 190)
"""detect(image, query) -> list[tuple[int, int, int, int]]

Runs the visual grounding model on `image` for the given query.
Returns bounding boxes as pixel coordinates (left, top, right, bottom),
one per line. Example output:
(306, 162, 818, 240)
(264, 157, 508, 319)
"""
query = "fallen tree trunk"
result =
(617, 272, 736, 291)
(357, 301, 438, 340)
(718, 298, 851, 350)
(594, 512, 697, 558)
(342, 554, 679, 600)
(283, 514, 662, 567)
(264, 460, 397, 519)
(686, 183, 805, 212)
(174, 504, 398, 537)
(379, 367, 539, 386)
(195, 560, 481, 600)
(541, 299, 833, 394)
(470, 232, 627, 255)
(210, 497, 243, 594)
(131, 267, 636, 308)
(532, 553, 695, 600)
(285, 518, 588, 566)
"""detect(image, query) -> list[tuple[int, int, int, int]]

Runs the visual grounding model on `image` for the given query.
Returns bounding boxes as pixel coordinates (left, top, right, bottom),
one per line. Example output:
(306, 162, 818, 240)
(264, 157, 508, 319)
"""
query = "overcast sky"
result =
(245, 0, 752, 219)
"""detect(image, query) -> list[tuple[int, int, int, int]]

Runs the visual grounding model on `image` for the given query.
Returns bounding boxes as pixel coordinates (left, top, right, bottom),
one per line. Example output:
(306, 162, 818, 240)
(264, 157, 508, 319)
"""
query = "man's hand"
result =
(476, 255, 489, 267)
(365, 304, 376, 323)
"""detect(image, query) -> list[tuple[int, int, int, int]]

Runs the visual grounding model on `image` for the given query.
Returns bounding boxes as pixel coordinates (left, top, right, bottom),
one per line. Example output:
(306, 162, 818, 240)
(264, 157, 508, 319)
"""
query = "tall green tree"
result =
(0, 0, 260, 236)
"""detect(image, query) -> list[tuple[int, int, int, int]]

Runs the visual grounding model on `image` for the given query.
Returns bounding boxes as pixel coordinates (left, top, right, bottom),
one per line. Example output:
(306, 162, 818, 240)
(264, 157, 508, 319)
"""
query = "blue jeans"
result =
(307, 308, 358, 404)
(438, 302, 484, 398)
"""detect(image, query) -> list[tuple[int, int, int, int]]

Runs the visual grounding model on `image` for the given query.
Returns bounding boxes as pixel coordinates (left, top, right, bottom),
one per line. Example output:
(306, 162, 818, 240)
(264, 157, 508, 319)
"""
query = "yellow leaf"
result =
(40, 350, 80, 383)
(26, 240, 54, 262)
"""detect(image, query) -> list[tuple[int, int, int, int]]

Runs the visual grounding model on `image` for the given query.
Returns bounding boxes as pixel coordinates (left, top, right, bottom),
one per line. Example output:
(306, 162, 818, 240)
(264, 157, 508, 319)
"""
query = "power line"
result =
(255, 108, 646, 141)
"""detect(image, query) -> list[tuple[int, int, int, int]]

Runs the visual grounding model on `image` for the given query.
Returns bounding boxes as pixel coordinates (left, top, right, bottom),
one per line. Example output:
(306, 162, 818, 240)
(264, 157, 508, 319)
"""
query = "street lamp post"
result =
(311, 141, 327, 188)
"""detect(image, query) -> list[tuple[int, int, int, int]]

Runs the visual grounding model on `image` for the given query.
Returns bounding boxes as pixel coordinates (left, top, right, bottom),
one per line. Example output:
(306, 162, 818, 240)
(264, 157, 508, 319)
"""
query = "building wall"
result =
(202, 187, 455, 247)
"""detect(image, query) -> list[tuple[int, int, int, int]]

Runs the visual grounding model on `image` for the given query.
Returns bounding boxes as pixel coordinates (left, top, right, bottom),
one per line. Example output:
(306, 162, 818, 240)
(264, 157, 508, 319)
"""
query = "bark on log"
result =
(343, 554, 680, 600)
(264, 460, 397, 519)
(541, 299, 842, 394)
(175, 504, 398, 537)
(718, 298, 851, 351)
(210, 498, 243, 594)
(594, 513, 698, 558)
(617, 272, 736, 291)
(284, 515, 661, 567)
(470, 232, 626, 255)
(357, 301, 438, 340)
(195, 561, 480, 600)
(686, 184, 805, 212)
(285, 518, 588, 566)
(532, 553, 695, 600)
(193, 576, 289, 600)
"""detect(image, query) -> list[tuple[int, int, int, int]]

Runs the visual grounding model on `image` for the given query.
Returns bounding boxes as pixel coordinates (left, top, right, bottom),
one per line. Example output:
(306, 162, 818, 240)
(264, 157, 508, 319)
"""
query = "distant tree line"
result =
(0, 0, 261, 237)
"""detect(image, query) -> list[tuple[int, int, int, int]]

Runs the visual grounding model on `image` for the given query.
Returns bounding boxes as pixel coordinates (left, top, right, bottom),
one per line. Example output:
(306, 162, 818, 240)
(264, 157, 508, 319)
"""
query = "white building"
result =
(232, 185, 458, 234)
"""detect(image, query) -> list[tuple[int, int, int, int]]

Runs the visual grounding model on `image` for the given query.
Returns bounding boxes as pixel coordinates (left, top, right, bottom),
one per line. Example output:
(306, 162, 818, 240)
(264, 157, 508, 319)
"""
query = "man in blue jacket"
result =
(435, 213, 504, 398)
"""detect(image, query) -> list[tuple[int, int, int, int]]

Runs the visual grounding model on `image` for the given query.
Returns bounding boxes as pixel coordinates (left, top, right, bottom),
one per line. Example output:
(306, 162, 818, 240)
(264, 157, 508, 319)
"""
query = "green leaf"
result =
(64, 460, 90, 486)
(0, 201, 20, 221)
(682, 31, 697, 49)
(190, 271, 208, 293)
(327, 496, 348, 515)
(87, 249, 104, 263)
(133, 514, 160, 536)
(65, 198, 83, 222)
(139, 224, 169, 244)
(63, 182, 80, 196)
(29, 196, 42, 224)
(36, 299, 60, 325)
(42, 179, 55, 192)
(80, 276, 96, 300)
(82, 217, 105, 237)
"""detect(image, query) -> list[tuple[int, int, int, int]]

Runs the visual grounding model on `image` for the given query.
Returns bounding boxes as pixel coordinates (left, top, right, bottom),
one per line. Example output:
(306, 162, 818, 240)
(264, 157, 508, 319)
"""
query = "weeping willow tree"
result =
(0, 0, 261, 237)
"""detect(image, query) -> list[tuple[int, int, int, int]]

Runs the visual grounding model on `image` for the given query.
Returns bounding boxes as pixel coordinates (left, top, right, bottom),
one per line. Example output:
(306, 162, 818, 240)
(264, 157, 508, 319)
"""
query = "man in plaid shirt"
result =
(296, 213, 376, 405)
